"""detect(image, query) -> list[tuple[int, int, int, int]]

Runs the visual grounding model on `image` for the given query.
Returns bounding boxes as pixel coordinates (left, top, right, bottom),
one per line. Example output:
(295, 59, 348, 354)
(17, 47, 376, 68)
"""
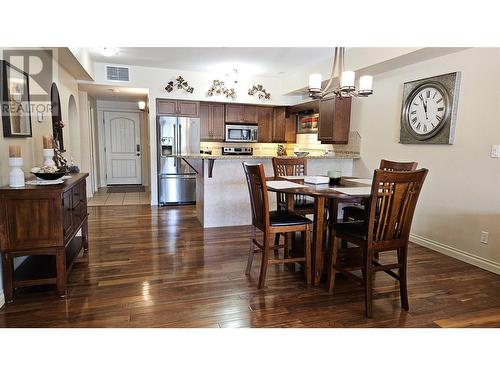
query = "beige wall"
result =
(351, 47, 500, 273)
(0, 48, 82, 186)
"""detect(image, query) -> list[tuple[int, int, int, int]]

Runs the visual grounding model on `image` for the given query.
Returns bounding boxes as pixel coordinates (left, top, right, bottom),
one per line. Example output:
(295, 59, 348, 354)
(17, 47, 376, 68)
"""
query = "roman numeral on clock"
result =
(436, 98, 443, 104)
(411, 117, 417, 124)
(436, 115, 442, 121)
(438, 107, 444, 112)
(416, 122, 421, 130)
(410, 110, 416, 115)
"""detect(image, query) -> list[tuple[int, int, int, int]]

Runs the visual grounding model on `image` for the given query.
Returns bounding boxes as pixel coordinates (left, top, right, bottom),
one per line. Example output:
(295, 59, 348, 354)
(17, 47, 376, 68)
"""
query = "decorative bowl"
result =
(294, 152, 310, 157)
(32, 171, 66, 180)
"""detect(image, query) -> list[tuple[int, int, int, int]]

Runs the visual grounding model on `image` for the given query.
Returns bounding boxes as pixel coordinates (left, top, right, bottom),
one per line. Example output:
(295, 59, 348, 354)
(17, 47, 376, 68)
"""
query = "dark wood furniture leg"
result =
(312, 196, 326, 286)
(258, 231, 270, 289)
(246, 226, 256, 275)
(2, 252, 14, 302)
(82, 217, 89, 252)
(55, 247, 66, 297)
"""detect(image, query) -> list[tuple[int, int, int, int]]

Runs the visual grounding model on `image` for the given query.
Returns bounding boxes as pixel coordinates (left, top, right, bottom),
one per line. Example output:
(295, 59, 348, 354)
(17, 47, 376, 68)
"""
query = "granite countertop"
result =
(176, 152, 360, 160)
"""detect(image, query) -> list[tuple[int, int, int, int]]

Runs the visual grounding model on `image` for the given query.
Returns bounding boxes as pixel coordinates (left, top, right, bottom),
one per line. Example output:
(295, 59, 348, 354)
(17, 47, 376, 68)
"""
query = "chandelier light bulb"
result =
(340, 71, 355, 91)
(308, 74, 322, 92)
(359, 75, 373, 95)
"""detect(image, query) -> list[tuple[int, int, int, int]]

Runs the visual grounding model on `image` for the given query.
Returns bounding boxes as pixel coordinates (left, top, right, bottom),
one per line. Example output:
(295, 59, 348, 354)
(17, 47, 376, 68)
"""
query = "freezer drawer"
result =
(159, 175, 196, 205)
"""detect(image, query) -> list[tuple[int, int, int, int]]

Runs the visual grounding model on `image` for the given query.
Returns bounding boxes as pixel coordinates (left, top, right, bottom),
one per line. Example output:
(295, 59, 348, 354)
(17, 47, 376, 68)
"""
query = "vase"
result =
(9, 157, 25, 187)
(43, 148, 56, 168)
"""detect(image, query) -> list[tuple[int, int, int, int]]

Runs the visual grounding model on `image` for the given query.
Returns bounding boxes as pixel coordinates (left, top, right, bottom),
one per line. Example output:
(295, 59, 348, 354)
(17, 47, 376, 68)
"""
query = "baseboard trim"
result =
(410, 233, 500, 275)
(0, 291, 5, 309)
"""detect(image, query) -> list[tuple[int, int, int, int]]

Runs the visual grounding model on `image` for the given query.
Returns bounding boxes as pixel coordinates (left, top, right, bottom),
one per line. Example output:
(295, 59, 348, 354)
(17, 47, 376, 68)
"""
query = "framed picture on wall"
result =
(0, 60, 32, 137)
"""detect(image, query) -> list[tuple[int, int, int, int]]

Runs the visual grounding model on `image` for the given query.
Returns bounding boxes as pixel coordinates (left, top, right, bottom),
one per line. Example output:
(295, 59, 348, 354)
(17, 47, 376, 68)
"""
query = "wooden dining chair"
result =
(327, 168, 428, 317)
(342, 159, 418, 222)
(271, 157, 315, 260)
(243, 162, 312, 289)
(271, 157, 314, 215)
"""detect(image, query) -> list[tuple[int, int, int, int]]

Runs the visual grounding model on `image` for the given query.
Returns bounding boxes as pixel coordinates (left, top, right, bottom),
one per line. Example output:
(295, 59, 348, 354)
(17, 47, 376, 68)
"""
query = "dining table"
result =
(266, 176, 372, 286)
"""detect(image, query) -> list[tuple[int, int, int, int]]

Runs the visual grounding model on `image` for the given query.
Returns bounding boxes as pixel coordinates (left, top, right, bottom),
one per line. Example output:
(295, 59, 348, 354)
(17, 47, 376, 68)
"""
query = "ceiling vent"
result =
(106, 65, 130, 82)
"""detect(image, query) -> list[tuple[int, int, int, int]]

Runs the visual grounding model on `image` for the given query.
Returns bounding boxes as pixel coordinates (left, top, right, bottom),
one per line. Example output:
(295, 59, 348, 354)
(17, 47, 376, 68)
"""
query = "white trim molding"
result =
(410, 233, 500, 275)
(0, 290, 5, 309)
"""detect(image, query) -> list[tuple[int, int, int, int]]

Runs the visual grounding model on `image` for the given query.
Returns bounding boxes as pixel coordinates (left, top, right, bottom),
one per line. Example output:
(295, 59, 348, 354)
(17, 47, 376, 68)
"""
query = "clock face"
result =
(406, 85, 448, 137)
(407, 85, 447, 135)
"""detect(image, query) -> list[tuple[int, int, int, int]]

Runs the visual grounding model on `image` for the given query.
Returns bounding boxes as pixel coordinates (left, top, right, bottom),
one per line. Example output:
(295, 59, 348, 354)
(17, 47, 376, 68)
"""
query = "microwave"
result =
(225, 123, 258, 143)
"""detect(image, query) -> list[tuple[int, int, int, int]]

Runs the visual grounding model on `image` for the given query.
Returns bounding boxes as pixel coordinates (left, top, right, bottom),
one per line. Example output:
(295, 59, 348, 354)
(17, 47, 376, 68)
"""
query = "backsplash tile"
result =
(200, 131, 360, 156)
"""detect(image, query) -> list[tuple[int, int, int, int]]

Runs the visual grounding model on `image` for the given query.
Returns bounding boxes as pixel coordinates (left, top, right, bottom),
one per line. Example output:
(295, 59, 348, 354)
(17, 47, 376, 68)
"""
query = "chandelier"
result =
(308, 47, 373, 99)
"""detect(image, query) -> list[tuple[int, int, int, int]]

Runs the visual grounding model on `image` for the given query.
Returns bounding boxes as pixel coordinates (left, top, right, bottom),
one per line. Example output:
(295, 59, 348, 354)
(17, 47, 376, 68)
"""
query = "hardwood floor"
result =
(1, 204, 499, 328)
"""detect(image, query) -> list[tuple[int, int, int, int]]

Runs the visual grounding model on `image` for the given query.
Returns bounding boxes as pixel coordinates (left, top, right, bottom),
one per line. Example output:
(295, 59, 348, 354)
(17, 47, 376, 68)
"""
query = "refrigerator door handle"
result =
(173, 122, 177, 167)
(178, 123, 182, 156)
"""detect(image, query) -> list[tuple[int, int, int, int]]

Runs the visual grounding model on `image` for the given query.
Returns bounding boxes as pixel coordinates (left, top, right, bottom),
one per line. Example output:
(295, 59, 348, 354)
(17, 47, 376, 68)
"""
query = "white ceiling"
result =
(88, 47, 334, 77)
(78, 83, 148, 101)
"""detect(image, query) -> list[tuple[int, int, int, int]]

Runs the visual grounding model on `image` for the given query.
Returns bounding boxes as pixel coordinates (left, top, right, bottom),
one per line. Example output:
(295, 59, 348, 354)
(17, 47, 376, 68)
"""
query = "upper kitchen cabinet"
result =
(318, 97, 351, 144)
(272, 107, 286, 143)
(257, 107, 273, 142)
(157, 99, 200, 117)
(200, 103, 225, 141)
(243, 105, 258, 123)
(225, 104, 258, 123)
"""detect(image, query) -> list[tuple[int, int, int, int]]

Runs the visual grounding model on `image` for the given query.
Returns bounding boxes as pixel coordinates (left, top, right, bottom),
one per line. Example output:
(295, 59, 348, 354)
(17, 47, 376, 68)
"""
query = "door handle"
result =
(178, 123, 182, 155)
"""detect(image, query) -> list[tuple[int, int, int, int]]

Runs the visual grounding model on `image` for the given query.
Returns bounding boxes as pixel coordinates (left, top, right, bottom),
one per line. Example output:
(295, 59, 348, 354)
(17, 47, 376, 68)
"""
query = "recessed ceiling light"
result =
(100, 47, 118, 57)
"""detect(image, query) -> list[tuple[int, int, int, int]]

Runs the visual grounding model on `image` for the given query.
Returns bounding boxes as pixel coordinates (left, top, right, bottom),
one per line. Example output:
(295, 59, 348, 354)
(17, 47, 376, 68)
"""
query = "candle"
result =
(43, 135, 53, 149)
(359, 75, 373, 93)
(308, 74, 322, 91)
(9, 145, 21, 157)
(340, 71, 355, 90)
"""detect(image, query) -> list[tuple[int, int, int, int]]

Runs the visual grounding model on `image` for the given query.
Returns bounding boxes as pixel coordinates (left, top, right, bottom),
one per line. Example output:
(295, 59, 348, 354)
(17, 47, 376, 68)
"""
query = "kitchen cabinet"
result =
(257, 107, 273, 142)
(284, 115, 297, 143)
(272, 107, 286, 142)
(318, 97, 351, 144)
(200, 103, 225, 141)
(157, 99, 199, 117)
(225, 104, 258, 123)
(243, 105, 258, 123)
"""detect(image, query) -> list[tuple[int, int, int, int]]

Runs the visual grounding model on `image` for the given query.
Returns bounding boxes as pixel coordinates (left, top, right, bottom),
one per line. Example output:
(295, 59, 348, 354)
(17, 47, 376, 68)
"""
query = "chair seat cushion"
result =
(269, 211, 312, 227)
(342, 205, 366, 220)
(332, 220, 367, 240)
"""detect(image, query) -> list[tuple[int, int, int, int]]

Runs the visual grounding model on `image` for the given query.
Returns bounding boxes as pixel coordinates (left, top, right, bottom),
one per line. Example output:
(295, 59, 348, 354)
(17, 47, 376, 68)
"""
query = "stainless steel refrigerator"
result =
(158, 116, 200, 205)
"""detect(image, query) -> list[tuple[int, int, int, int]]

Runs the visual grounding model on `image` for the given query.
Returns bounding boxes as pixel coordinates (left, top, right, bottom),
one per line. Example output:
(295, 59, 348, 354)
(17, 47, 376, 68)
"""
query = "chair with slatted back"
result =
(243, 162, 312, 289)
(327, 168, 428, 317)
(342, 159, 418, 222)
(272, 157, 314, 215)
(271, 157, 315, 259)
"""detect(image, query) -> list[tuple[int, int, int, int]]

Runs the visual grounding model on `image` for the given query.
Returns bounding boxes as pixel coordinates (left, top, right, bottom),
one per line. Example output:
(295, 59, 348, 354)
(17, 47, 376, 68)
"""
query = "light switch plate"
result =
(491, 145, 500, 158)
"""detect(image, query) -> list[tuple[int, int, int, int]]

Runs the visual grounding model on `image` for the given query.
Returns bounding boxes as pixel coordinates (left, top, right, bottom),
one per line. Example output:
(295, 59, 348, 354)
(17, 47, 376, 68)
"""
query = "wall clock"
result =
(400, 71, 461, 144)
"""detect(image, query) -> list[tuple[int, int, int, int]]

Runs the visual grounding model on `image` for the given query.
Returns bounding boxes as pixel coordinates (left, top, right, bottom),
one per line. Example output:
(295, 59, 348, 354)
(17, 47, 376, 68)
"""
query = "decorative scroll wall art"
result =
(248, 84, 271, 100)
(165, 76, 194, 93)
(207, 80, 237, 100)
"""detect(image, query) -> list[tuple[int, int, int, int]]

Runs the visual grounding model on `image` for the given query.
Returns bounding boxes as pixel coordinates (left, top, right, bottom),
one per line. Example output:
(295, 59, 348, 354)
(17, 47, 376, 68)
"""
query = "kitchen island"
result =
(179, 153, 360, 228)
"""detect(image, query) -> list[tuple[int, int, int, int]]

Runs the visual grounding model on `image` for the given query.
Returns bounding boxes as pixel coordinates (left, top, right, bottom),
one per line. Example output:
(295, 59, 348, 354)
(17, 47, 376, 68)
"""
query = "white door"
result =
(104, 111, 142, 185)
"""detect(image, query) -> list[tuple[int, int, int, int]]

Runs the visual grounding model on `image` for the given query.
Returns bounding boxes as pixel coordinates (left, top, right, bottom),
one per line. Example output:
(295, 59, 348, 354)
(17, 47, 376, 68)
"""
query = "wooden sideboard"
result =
(0, 173, 89, 302)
